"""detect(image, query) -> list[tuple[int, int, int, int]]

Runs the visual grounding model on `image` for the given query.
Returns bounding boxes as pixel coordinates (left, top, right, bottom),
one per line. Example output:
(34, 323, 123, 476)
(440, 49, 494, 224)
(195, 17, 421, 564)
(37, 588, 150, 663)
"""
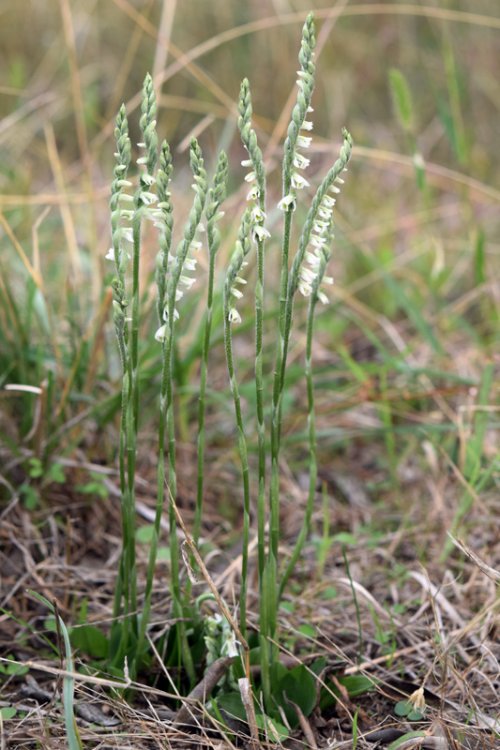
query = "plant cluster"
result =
(107, 13, 352, 732)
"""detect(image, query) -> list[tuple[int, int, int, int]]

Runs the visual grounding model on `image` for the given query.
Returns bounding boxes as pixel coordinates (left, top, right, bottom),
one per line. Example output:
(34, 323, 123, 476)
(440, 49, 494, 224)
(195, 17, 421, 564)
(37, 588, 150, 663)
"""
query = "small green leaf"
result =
(337, 674, 378, 697)
(20, 483, 40, 510)
(157, 545, 170, 561)
(47, 462, 65, 484)
(297, 623, 316, 638)
(321, 586, 337, 600)
(0, 657, 28, 676)
(0, 706, 17, 720)
(387, 730, 427, 749)
(216, 691, 246, 721)
(279, 664, 317, 718)
(394, 700, 411, 717)
(332, 532, 357, 546)
(28, 458, 43, 478)
(136, 524, 155, 543)
(44, 615, 58, 632)
(70, 625, 109, 659)
(77, 473, 109, 499)
(255, 713, 289, 742)
(407, 708, 425, 721)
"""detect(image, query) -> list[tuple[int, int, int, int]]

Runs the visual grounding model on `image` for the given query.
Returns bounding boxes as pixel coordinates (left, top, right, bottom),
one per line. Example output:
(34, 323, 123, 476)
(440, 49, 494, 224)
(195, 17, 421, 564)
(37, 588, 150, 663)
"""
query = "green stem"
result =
(223, 306, 250, 639)
(279, 290, 317, 598)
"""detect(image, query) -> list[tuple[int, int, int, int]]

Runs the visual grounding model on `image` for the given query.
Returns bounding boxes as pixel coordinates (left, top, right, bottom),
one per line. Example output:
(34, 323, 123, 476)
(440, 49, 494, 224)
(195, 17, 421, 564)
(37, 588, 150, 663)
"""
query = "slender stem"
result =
(254, 239, 266, 578)
(278, 290, 317, 598)
(223, 310, 250, 638)
(194, 152, 228, 548)
(193, 268, 213, 545)
(137, 142, 173, 663)
(160, 139, 207, 683)
(223, 211, 251, 638)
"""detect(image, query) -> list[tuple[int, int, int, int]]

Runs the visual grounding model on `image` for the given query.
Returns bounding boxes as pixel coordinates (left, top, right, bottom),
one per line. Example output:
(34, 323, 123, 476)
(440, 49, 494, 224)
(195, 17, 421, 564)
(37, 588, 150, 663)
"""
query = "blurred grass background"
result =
(0, 0, 498, 525)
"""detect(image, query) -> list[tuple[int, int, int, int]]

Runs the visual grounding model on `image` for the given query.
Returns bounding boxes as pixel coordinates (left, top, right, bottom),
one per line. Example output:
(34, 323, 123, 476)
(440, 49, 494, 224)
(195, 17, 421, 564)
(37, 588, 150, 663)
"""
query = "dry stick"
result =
(58, 0, 99, 303)
(174, 656, 235, 726)
(44, 123, 81, 282)
(170, 498, 250, 678)
(152, 0, 177, 88)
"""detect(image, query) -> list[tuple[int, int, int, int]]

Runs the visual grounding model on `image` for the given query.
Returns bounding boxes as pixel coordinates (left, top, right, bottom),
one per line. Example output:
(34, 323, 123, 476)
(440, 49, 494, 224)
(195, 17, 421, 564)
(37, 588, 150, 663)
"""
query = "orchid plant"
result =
(108, 13, 352, 723)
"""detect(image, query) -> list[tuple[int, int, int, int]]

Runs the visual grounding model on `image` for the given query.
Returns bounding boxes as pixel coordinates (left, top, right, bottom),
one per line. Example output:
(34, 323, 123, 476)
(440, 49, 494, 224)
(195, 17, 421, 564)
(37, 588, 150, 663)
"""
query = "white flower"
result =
(228, 308, 242, 324)
(298, 279, 312, 297)
(310, 234, 326, 249)
(241, 159, 253, 167)
(291, 173, 310, 190)
(251, 206, 266, 223)
(230, 287, 243, 299)
(244, 171, 256, 183)
(141, 173, 156, 186)
(252, 224, 271, 242)
(189, 240, 203, 251)
(116, 179, 133, 188)
(175, 289, 184, 301)
(184, 257, 197, 272)
(318, 207, 331, 220)
(300, 266, 316, 284)
(235, 276, 247, 285)
(330, 185, 341, 195)
(297, 135, 312, 149)
(119, 193, 134, 203)
(137, 156, 148, 165)
(247, 185, 260, 201)
(305, 251, 320, 268)
(278, 194, 297, 212)
(121, 227, 134, 243)
(105, 247, 117, 261)
(313, 223, 328, 235)
(301, 120, 313, 131)
(144, 208, 163, 222)
(140, 191, 158, 206)
(323, 275, 334, 285)
(317, 290, 329, 304)
(322, 195, 336, 208)
(155, 324, 167, 342)
(293, 153, 310, 170)
(180, 275, 195, 289)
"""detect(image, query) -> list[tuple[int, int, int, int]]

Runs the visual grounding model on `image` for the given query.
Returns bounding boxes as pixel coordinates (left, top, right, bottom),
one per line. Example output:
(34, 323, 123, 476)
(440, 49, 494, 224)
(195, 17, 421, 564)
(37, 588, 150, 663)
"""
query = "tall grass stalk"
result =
(158, 138, 208, 683)
(193, 150, 229, 550)
(238, 78, 267, 582)
(223, 208, 252, 638)
(279, 240, 332, 598)
(109, 75, 160, 672)
(109, 101, 135, 658)
(271, 13, 316, 564)
(137, 139, 174, 663)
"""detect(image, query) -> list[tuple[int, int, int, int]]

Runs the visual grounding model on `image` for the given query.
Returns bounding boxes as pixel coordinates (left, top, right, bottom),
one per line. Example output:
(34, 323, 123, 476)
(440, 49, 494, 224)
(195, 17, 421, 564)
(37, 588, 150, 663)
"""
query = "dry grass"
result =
(1, 0, 499, 747)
